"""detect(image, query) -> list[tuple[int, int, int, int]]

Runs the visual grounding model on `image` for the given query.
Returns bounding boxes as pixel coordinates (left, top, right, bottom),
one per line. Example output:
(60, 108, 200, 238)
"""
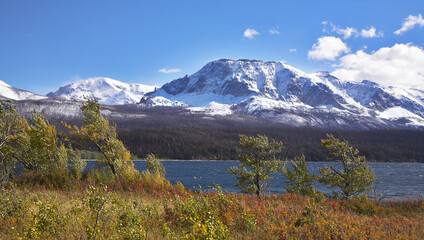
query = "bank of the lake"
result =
(85, 160, 424, 199)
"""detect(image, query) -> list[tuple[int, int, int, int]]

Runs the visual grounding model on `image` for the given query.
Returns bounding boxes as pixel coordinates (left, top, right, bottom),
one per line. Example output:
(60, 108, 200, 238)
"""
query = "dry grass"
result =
(0, 176, 422, 239)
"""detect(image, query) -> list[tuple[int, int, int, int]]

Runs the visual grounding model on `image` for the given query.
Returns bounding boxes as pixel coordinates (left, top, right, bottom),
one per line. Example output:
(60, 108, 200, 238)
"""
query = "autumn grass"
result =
(0, 174, 423, 239)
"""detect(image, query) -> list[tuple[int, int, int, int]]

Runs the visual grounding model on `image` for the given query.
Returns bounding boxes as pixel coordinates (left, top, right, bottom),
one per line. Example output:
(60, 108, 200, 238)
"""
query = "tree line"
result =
(117, 126, 424, 162)
(40, 103, 424, 162)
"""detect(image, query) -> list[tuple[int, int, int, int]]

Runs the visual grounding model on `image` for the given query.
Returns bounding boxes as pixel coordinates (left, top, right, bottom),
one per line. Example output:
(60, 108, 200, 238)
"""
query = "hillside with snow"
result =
(0, 80, 46, 101)
(47, 77, 156, 105)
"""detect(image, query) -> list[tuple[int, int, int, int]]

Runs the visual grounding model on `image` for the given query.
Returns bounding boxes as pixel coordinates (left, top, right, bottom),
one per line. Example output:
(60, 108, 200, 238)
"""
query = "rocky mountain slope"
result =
(140, 59, 424, 128)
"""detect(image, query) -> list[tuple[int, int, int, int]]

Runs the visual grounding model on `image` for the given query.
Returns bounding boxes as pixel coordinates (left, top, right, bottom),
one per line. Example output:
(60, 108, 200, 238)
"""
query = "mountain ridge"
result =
(0, 80, 47, 101)
(140, 59, 424, 128)
(47, 77, 156, 105)
(2, 58, 424, 129)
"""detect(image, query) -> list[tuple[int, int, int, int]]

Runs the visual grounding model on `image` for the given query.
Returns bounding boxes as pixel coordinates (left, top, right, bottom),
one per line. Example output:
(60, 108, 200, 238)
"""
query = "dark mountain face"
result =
(162, 75, 190, 95)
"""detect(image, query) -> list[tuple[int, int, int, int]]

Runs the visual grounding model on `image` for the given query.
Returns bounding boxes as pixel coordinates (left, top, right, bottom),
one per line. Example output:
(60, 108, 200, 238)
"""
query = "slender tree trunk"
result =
(109, 163, 118, 178)
(255, 173, 260, 197)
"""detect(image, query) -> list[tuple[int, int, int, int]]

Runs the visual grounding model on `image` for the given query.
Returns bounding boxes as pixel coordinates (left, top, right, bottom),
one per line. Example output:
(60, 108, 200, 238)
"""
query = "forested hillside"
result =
(113, 115, 424, 162)
(118, 127, 424, 162)
(42, 106, 424, 162)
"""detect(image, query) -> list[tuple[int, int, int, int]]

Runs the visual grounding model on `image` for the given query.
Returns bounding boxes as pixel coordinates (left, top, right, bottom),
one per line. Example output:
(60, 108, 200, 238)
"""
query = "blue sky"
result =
(1, 0, 424, 94)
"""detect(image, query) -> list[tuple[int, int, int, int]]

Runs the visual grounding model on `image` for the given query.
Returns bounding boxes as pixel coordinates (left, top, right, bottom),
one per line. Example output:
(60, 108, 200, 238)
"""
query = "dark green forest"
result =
(117, 126, 424, 162)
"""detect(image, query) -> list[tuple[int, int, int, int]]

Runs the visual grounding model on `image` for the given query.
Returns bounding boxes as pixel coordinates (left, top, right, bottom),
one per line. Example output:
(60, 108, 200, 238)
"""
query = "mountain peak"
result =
(155, 58, 315, 99)
(141, 58, 424, 128)
(48, 77, 156, 105)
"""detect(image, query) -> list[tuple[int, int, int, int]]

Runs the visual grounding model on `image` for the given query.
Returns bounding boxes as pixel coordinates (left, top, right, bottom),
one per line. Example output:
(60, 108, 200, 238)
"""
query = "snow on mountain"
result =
(142, 59, 368, 113)
(187, 102, 233, 116)
(0, 80, 47, 101)
(141, 59, 424, 128)
(317, 72, 424, 119)
(47, 77, 156, 105)
(3, 59, 424, 129)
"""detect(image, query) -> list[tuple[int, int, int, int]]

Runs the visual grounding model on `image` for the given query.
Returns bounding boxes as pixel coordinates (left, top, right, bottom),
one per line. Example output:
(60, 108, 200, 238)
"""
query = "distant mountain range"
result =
(1, 59, 424, 129)
(47, 77, 156, 105)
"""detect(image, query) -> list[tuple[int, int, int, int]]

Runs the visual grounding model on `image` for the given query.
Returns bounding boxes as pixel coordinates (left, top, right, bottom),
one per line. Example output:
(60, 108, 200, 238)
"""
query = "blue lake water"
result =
(88, 161, 424, 199)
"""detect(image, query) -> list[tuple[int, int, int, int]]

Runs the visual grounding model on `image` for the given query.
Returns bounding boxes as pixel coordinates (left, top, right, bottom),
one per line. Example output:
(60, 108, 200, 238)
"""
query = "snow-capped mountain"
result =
(141, 59, 424, 128)
(3, 59, 424, 129)
(0, 80, 47, 101)
(47, 77, 156, 105)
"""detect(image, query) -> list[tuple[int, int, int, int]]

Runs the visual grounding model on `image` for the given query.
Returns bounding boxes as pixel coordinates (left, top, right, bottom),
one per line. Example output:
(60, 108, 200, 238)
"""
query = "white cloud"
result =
(308, 36, 350, 61)
(322, 21, 357, 39)
(332, 43, 424, 90)
(158, 67, 181, 74)
(289, 48, 297, 52)
(394, 14, 424, 35)
(243, 28, 259, 39)
(268, 27, 280, 35)
(338, 27, 357, 39)
(360, 27, 383, 38)
(322, 21, 383, 39)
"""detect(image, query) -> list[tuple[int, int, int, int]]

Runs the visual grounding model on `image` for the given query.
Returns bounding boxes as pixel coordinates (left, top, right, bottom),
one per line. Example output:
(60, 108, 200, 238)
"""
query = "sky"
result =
(1, 0, 423, 94)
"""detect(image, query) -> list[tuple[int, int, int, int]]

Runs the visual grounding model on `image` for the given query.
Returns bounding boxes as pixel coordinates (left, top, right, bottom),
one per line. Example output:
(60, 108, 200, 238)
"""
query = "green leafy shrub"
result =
(25, 200, 69, 239)
(165, 196, 229, 240)
(341, 195, 383, 215)
(318, 134, 376, 199)
(282, 155, 319, 197)
(84, 185, 110, 239)
(0, 188, 28, 222)
(227, 134, 284, 197)
(145, 153, 165, 177)
(116, 202, 146, 240)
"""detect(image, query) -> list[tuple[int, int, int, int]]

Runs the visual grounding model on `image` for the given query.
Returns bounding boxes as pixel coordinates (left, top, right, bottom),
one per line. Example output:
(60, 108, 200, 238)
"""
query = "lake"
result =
(87, 161, 424, 199)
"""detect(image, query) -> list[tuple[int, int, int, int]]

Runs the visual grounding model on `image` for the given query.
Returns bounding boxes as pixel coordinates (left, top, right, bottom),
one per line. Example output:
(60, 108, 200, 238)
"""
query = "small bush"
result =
(145, 153, 165, 177)
(116, 203, 146, 240)
(165, 195, 229, 239)
(25, 200, 69, 239)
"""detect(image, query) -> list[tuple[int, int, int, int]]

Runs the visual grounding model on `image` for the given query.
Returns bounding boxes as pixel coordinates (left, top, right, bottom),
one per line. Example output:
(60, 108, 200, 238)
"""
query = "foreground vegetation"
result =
(1, 99, 423, 239)
(1, 174, 423, 239)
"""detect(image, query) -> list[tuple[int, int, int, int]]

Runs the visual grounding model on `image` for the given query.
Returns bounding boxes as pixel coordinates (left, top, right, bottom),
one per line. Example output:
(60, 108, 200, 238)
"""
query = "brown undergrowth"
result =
(0, 172, 422, 240)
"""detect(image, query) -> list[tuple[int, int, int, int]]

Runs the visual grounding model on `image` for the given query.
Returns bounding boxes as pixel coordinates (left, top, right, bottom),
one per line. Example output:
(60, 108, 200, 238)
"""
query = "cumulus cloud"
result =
(268, 27, 280, 35)
(360, 27, 383, 38)
(289, 48, 297, 52)
(322, 21, 383, 39)
(332, 43, 424, 90)
(158, 67, 181, 74)
(243, 28, 259, 39)
(308, 36, 350, 61)
(394, 14, 424, 35)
